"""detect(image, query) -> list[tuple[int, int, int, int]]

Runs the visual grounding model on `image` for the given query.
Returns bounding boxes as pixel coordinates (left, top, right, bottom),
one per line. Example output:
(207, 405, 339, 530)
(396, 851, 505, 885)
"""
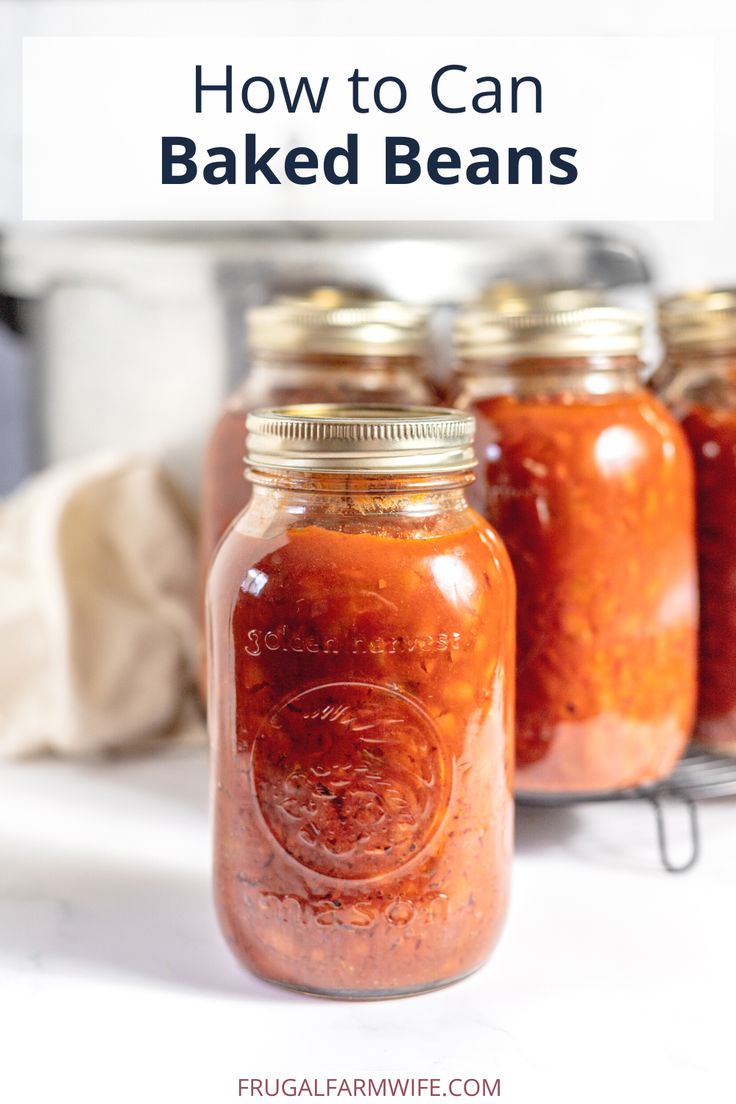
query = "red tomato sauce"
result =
(470, 390, 698, 792)
(208, 512, 514, 995)
(681, 404, 736, 751)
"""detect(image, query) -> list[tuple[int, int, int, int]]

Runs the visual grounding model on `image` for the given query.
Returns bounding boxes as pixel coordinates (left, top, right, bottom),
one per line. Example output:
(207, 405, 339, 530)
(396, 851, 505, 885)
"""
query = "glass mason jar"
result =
(200, 289, 434, 586)
(658, 289, 736, 754)
(207, 405, 515, 998)
(450, 299, 698, 794)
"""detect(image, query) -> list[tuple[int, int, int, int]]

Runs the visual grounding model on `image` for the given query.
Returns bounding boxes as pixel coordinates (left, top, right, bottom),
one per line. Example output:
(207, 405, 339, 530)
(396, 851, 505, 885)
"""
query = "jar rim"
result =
(455, 302, 645, 360)
(246, 404, 476, 475)
(659, 287, 736, 351)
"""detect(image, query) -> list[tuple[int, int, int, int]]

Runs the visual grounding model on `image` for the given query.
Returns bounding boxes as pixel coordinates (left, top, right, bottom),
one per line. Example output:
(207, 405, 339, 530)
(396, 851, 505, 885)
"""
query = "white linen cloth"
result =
(0, 454, 204, 758)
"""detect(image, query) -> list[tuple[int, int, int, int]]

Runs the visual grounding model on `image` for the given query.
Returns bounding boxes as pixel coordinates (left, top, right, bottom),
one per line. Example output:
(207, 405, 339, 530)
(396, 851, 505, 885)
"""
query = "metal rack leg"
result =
(644, 790, 700, 874)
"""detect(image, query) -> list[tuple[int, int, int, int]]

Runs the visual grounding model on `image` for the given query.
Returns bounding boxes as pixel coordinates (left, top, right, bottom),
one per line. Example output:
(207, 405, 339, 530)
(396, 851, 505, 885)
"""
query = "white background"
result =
(21, 35, 713, 221)
(1, 746, 734, 1104)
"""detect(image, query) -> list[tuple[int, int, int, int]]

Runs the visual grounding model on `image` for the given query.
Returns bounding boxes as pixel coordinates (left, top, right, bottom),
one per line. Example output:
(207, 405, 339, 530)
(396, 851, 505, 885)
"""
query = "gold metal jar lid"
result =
(659, 288, 736, 351)
(455, 296, 644, 360)
(246, 404, 476, 474)
(247, 287, 429, 358)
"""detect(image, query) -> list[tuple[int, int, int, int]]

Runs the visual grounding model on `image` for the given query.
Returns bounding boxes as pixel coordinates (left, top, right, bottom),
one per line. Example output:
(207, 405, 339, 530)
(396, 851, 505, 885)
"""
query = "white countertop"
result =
(1, 746, 734, 1104)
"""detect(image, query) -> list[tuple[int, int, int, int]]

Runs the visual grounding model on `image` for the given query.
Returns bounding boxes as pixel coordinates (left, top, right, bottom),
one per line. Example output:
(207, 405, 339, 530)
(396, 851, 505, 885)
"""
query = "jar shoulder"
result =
(208, 507, 513, 619)
(469, 388, 689, 451)
(661, 355, 736, 412)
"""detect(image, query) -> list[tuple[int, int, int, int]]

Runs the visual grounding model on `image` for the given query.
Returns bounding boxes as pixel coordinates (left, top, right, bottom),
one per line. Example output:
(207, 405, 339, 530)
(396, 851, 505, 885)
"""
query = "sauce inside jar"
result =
(679, 401, 736, 751)
(207, 407, 515, 997)
(657, 288, 736, 754)
(452, 301, 698, 794)
(473, 389, 697, 792)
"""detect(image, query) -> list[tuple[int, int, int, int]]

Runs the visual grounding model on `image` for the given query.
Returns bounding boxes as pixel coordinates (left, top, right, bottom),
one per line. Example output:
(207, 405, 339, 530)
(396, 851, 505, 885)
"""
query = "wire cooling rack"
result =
(516, 746, 736, 874)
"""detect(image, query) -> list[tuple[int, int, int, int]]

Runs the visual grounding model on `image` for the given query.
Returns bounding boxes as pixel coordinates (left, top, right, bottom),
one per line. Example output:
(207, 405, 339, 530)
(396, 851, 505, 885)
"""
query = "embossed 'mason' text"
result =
(257, 890, 451, 929)
(244, 626, 462, 658)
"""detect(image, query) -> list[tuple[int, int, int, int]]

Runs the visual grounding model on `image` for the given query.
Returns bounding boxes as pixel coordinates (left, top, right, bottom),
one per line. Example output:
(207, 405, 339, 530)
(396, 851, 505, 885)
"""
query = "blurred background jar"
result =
(658, 289, 736, 755)
(450, 291, 698, 793)
(199, 287, 434, 586)
(207, 405, 515, 997)
(0, 226, 653, 499)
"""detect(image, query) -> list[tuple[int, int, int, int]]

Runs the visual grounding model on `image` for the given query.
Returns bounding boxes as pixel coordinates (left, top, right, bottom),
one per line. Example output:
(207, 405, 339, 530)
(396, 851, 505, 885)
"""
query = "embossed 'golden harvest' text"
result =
(244, 627, 463, 657)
